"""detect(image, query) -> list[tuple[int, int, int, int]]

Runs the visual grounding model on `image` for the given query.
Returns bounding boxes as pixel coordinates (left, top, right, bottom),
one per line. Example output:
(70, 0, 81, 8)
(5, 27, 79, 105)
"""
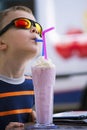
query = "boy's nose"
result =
(30, 26, 38, 35)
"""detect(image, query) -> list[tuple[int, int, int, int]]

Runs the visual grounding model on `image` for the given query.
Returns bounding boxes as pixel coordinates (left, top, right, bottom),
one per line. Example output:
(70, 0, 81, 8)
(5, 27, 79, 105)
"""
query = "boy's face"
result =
(1, 10, 41, 59)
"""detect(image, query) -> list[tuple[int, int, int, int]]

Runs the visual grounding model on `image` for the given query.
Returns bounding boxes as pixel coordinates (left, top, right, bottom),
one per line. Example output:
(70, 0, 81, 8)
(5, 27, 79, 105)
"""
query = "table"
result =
(13, 122, 87, 130)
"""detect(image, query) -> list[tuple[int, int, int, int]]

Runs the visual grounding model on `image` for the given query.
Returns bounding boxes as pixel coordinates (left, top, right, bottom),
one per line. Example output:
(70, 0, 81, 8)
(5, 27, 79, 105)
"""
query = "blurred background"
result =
(0, 0, 87, 112)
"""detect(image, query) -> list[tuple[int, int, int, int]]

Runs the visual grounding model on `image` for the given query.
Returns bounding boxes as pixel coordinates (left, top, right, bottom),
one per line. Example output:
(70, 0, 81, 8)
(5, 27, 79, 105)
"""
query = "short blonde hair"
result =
(0, 5, 33, 30)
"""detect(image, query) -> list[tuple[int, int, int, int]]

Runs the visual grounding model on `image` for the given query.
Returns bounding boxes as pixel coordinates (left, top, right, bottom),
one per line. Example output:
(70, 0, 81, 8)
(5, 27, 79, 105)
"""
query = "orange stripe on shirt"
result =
(0, 109, 32, 116)
(0, 91, 34, 98)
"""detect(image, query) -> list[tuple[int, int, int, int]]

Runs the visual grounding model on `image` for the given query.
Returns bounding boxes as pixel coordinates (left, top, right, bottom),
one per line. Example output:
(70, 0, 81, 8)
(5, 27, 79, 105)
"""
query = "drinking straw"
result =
(42, 27, 55, 59)
(35, 39, 43, 42)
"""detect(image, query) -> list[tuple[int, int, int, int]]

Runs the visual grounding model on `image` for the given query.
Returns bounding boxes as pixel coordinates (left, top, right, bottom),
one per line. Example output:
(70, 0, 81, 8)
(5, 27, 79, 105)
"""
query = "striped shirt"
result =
(0, 75, 34, 130)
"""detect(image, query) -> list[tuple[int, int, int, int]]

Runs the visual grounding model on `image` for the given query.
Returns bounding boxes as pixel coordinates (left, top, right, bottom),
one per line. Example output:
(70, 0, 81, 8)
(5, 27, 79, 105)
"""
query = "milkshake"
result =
(31, 56, 56, 127)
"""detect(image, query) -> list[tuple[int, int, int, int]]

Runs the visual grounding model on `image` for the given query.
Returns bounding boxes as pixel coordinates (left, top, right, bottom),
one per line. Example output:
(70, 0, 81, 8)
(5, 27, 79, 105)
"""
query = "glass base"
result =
(26, 123, 58, 129)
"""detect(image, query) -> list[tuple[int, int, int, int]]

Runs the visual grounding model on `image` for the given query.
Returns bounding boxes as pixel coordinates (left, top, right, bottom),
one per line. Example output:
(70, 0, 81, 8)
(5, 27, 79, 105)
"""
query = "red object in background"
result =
(54, 41, 79, 59)
(54, 41, 87, 58)
(66, 28, 83, 35)
(54, 28, 87, 58)
(54, 43, 73, 59)
(77, 42, 87, 57)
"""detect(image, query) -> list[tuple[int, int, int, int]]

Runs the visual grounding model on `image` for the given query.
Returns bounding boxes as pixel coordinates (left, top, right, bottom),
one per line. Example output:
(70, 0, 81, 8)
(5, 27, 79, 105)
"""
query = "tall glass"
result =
(31, 64, 57, 129)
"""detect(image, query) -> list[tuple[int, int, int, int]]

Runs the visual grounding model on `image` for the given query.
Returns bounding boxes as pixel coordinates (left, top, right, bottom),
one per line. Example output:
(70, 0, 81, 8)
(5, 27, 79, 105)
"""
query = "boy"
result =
(0, 5, 42, 130)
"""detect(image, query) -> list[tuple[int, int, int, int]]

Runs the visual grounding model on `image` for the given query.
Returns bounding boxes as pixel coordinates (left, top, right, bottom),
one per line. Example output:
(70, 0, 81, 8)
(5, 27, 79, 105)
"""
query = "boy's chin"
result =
(29, 53, 38, 59)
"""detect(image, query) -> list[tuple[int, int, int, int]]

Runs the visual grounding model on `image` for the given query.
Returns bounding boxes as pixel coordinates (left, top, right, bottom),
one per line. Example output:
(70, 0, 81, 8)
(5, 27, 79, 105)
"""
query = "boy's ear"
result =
(0, 38, 7, 50)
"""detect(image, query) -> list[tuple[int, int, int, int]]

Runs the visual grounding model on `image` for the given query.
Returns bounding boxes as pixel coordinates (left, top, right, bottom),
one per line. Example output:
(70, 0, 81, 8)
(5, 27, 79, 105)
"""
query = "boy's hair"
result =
(0, 5, 33, 30)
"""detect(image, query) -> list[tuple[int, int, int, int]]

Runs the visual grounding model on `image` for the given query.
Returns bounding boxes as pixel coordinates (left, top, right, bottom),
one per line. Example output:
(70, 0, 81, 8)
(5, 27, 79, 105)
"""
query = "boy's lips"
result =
(31, 37, 36, 42)
(31, 36, 43, 43)
(30, 38, 38, 45)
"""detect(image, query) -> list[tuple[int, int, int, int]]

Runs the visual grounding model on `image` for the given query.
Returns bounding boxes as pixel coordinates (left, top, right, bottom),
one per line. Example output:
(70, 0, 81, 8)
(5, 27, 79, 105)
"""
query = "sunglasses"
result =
(0, 17, 42, 37)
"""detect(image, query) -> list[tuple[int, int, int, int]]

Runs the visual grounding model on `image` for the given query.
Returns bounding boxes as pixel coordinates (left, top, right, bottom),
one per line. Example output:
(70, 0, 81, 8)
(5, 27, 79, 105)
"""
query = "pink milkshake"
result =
(31, 56, 56, 127)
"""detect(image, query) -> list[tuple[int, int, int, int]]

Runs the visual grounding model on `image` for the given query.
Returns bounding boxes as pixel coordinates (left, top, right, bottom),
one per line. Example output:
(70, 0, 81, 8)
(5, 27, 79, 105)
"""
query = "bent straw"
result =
(42, 27, 55, 59)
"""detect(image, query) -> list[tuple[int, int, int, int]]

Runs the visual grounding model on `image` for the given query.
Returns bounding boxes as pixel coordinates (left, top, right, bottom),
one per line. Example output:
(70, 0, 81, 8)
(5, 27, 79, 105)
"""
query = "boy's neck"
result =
(0, 59, 28, 78)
